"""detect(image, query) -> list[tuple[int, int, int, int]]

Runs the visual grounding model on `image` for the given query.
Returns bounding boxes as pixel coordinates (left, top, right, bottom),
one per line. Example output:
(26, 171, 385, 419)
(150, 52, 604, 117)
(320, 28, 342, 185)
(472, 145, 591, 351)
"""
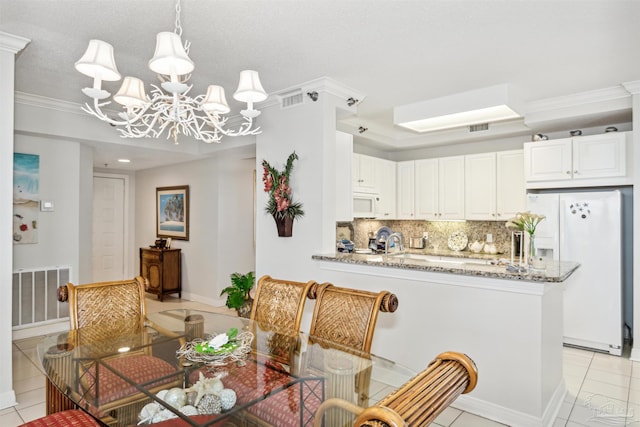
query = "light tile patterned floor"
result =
(2, 296, 637, 426)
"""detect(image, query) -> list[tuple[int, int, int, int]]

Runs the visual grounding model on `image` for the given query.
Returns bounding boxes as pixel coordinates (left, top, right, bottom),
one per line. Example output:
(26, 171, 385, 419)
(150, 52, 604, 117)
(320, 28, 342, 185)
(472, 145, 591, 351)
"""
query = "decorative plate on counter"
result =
(375, 226, 393, 243)
(447, 231, 468, 251)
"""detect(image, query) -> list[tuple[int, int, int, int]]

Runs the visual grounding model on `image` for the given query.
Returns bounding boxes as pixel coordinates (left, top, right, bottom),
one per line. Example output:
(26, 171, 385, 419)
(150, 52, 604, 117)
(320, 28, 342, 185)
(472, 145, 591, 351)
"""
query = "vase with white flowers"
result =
(506, 211, 546, 269)
(262, 151, 304, 237)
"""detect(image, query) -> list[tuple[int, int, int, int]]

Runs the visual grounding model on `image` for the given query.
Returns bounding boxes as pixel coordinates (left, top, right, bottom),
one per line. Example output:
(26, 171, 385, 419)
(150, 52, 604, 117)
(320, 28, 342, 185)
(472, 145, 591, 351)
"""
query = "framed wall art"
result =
(156, 185, 189, 240)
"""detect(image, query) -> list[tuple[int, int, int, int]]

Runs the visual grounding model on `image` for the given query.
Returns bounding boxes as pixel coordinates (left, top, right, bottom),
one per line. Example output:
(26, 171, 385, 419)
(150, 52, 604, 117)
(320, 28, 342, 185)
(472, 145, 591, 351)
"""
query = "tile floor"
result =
(3, 296, 638, 426)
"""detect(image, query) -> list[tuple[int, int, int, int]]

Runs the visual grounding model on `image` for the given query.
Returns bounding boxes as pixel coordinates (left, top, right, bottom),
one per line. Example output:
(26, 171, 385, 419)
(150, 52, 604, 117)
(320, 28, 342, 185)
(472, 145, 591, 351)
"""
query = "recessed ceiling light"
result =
(394, 84, 522, 133)
(117, 158, 131, 163)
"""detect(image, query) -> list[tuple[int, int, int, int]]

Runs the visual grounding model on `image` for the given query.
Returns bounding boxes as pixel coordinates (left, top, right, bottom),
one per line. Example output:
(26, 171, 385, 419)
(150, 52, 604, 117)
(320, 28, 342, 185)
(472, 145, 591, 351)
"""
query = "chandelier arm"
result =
(201, 110, 261, 137)
(81, 97, 155, 129)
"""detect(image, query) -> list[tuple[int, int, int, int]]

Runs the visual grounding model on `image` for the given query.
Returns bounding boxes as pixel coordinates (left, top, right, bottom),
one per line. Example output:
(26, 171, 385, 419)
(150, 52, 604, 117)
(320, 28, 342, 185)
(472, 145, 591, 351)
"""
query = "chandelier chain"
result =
(174, 0, 183, 37)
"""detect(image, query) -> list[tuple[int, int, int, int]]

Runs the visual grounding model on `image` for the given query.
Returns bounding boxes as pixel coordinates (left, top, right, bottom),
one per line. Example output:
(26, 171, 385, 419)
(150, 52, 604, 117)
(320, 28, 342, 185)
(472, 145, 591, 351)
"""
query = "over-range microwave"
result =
(353, 192, 379, 218)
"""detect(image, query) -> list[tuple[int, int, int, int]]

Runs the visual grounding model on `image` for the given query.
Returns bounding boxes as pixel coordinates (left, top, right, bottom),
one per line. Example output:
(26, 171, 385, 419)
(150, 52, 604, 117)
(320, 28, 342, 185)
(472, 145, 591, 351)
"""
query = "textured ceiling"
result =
(2, 0, 639, 169)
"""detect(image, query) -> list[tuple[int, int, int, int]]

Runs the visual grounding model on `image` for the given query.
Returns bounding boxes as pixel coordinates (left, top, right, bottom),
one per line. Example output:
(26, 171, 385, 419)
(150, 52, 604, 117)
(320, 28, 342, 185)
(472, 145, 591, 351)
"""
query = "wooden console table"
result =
(139, 247, 181, 301)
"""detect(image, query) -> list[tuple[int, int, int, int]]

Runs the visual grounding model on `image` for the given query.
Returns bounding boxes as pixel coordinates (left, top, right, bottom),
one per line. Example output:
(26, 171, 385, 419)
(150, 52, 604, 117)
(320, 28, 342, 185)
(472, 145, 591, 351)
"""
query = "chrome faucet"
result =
(385, 232, 404, 255)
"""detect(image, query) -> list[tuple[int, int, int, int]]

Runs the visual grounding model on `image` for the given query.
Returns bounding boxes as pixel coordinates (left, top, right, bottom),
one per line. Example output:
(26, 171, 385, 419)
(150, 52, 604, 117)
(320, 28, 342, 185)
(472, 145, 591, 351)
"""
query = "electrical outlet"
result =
(423, 231, 429, 239)
(486, 233, 493, 243)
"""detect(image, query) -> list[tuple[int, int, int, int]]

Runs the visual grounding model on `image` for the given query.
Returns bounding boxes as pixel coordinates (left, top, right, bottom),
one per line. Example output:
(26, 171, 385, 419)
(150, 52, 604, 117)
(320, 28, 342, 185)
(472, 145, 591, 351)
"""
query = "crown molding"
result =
(524, 85, 631, 127)
(525, 85, 630, 113)
(622, 80, 640, 95)
(15, 92, 89, 115)
(0, 31, 30, 54)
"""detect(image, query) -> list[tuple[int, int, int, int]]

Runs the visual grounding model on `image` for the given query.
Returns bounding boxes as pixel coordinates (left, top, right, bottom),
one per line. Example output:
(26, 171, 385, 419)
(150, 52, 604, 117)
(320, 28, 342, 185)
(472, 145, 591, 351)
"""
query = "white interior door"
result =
(93, 175, 126, 282)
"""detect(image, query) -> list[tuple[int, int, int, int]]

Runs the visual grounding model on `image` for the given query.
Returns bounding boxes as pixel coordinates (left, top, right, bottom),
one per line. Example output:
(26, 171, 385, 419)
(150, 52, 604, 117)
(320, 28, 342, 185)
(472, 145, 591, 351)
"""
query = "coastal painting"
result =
(156, 185, 189, 240)
(13, 153, 40, 244)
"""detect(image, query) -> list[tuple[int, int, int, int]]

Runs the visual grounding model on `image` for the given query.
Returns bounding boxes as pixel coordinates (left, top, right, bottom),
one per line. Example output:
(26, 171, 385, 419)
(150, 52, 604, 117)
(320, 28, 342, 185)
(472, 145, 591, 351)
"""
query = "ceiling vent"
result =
(278, 89, 305, 109)
(469, 123, 489, 132)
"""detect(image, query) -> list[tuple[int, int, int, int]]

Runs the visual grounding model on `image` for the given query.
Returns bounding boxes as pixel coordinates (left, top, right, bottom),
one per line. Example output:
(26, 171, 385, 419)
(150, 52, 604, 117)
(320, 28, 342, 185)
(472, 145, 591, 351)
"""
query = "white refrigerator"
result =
(527, 190, 623, 355)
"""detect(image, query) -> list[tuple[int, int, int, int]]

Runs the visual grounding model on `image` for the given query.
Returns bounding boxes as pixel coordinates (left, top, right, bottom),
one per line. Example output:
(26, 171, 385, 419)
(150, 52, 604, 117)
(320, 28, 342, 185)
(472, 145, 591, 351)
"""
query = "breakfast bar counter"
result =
(311, 251, 580, 283)
(311, 251, 580, 427)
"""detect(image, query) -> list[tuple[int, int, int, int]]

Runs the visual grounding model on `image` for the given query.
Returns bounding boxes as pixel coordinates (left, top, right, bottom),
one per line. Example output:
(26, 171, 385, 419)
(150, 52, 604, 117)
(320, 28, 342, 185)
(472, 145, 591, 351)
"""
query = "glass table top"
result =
(38, 309, 416, 427)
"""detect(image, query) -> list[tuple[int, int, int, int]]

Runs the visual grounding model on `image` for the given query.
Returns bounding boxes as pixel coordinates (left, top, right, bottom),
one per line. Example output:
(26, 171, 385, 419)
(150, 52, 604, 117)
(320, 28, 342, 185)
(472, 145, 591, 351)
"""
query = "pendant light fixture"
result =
(75, 0, 268, 144)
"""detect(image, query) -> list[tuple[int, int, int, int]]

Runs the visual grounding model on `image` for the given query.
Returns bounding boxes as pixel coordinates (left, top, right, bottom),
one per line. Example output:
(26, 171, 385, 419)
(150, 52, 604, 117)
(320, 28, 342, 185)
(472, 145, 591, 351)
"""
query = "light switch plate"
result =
(40, 200, 54, 212)
(486, 233, 493, 243)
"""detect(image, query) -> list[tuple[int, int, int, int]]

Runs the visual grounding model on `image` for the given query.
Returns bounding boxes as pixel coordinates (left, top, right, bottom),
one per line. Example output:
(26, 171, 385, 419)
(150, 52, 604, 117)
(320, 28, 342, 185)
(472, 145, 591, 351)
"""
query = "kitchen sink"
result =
(362, 253, 495, 266)
(390, 253, 493, 265)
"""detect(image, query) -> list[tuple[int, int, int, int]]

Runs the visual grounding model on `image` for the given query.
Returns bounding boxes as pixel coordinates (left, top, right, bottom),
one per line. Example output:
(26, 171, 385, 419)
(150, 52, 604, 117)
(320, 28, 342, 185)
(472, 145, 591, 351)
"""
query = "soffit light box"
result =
(394, 84, 523, 133)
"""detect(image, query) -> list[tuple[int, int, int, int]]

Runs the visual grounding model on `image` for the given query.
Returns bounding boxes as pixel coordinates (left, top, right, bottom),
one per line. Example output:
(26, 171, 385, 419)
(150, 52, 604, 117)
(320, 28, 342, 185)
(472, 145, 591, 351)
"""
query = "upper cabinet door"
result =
(352, 153, 377, 191)
(524, 138, 572, 182)
(572, 133, 626, 179)
(496, 149, 525, 219)
(396, 161, 415, 219)
(438, 156, 465, 220)
(414, 159, 439, 219)
(464, 153, 496, 220)
(375, 158, 396, 219)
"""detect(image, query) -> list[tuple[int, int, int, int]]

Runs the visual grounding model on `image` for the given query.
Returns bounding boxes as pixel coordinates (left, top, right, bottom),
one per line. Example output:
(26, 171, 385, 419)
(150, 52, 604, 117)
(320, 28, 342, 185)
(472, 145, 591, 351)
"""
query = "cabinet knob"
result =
(491, 213, 496, 217)
(574, 170, 578, 174)
(566, 171, 571, 175)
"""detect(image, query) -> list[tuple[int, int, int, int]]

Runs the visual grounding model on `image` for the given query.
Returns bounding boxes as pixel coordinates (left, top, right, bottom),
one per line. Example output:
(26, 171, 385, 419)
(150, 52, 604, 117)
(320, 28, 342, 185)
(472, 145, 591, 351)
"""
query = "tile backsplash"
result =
(337, 219, 516, 254)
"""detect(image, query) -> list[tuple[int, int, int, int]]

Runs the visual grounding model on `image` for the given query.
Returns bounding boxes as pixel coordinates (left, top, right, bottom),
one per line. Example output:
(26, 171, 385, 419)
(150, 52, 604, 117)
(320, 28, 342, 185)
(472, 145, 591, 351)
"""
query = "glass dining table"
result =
(37, 309, 416, 427)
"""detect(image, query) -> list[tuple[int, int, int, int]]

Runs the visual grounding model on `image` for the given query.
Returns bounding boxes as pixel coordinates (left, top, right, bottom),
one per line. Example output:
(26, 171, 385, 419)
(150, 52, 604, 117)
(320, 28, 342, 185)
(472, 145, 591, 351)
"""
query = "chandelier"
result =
(74, 0, 267, 144)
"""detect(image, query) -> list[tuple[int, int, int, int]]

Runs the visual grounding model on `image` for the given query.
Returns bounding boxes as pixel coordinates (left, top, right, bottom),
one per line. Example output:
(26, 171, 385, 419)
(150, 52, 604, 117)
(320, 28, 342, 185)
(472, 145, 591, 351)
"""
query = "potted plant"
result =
(220, 272, 255, 318)
(262, 151, 304, 237)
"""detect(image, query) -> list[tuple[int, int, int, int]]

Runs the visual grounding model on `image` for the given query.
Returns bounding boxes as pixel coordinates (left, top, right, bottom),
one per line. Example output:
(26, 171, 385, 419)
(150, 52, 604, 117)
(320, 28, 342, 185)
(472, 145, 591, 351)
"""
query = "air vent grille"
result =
(279, 91, 304, 109)
(469, 123, 489, 132)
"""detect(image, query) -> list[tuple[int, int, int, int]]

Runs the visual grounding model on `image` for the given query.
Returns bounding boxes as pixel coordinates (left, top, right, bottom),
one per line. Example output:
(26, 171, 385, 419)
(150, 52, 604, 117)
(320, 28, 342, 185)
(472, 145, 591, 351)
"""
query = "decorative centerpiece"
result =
(138, 373, 238, 424)
(506, 211, 546, 270)
(176, 327, 253, 366)
(262, 151, 304, 237)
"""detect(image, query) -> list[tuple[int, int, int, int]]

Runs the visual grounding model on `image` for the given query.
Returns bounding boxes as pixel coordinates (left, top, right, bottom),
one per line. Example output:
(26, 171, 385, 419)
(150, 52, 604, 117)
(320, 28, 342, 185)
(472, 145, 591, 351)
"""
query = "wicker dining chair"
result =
(308, 283, 398, 353)
(250, 275, 318, 332)
(249, 275, 319, 366)
(54, 276, 180, 427)
(313, 351, 478, 427)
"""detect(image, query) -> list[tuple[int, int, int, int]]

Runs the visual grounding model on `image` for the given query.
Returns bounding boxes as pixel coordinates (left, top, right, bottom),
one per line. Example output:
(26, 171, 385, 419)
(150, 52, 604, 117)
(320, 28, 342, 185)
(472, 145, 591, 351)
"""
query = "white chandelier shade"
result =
(74, 0, 268, 144)
(148, 32, 194, 78)
(75, 40, 121, 100)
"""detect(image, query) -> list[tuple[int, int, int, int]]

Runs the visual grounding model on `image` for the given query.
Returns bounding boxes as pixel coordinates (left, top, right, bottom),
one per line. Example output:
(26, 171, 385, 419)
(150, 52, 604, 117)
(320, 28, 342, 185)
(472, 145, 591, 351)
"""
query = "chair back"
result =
(250, 275, 318, 333)
(63, 276, 147, 331)
(309, 284, 398, 353)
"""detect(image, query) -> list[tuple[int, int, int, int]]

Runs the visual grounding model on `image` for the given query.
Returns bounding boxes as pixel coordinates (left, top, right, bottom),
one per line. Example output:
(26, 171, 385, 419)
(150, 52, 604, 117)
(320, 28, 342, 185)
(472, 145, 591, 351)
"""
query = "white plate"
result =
(447, 231, 468, 251)
(355, 248, 373, 254)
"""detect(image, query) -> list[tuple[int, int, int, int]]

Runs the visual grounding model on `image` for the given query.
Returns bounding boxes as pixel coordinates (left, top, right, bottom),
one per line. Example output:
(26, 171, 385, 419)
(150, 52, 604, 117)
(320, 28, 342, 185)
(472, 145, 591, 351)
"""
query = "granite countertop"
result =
(312, 251, 580, 283)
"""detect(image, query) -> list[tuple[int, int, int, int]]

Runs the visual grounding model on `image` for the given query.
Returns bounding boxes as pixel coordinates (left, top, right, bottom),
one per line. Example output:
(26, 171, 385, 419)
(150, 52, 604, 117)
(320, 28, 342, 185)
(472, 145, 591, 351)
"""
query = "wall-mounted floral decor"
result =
(262, 151, 304, 237)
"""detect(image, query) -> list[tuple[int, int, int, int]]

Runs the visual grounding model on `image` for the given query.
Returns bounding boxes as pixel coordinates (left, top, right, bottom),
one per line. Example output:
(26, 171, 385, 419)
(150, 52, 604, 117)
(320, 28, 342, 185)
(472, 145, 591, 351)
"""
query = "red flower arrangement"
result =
(261, 151, 304, 221)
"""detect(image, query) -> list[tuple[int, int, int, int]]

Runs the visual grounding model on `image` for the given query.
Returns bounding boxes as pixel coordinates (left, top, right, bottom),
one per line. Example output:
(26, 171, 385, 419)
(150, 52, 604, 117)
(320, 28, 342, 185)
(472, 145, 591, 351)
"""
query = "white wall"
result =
(12, 135, 88, 283)
(135, 145, 256, 305)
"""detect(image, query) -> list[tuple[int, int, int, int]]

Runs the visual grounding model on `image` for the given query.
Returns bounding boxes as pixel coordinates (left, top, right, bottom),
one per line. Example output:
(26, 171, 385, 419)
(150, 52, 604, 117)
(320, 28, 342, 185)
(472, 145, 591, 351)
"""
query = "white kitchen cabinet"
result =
(413, 156, 464, 220)
(496, 150, 525, 219)
(396, 161, 415, 219)
(464, 153, 496, 220)
(437, 156, 465, 220)
(374, 158, 396, 218)
(352, 153, 377, 192)
(415, 159, 438, 219)
(465, 150, 525, 220)
(524, 132, 630, 188)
